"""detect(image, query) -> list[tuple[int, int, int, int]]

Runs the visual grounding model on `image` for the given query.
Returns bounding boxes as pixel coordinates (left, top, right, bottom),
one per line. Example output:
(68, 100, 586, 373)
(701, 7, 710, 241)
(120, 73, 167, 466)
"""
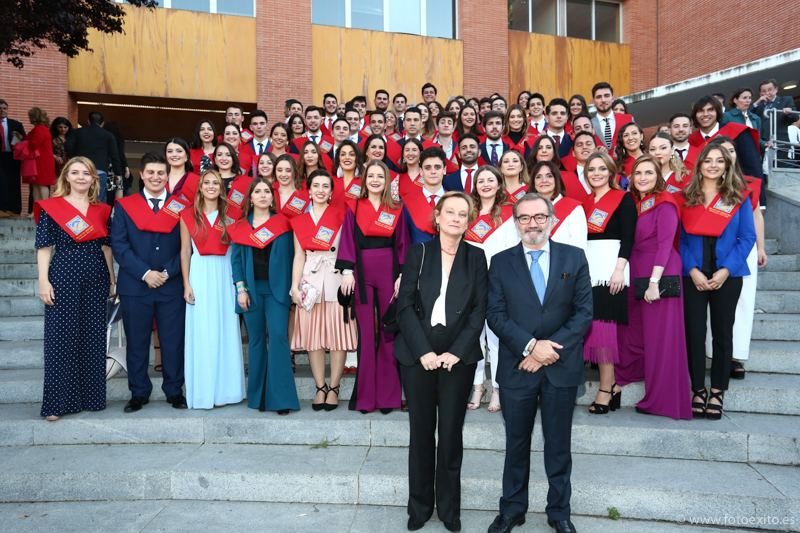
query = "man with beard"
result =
(668, 112, 697, 165)
(480, 112, 509, 167)
(443, 133, 480, 194)
(485, 193, 592, 533)
(590, 82, 633, 152)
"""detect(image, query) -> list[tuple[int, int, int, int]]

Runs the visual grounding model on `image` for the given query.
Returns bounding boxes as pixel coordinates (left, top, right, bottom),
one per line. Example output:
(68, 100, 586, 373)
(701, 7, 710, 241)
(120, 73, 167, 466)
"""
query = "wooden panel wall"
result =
(508, 31, 630, 102)
(68, 5, 256, 103)
(312, 25, 463, 106)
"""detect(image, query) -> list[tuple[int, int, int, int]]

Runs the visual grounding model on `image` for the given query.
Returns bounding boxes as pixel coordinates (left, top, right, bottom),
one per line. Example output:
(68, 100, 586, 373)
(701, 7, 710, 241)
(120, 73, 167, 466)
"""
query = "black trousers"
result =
(683, 275, 743, 391)
(499, 373, 578, 521)
(400, 325, 476, 524)
(0, 152, 22, 214)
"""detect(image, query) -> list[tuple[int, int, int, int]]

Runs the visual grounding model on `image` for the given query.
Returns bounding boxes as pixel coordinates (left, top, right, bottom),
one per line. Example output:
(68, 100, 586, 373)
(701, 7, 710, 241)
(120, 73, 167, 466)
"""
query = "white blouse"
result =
(430, 268, 449, 327)
(551, 195, 588, 250)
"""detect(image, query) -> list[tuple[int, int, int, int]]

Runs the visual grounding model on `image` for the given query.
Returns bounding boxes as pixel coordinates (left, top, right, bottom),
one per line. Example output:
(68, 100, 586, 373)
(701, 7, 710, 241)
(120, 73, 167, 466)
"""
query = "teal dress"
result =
(231, 214, 299, 412)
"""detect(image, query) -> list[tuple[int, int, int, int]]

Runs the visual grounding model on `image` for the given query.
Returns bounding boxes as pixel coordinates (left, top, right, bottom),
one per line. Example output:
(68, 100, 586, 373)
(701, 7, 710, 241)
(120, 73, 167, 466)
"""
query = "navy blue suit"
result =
(555, 133, 573, 160)
(442, 170, 464, 192)
(403, 205, 437, 244)
(479, 140, 511, 167)
(486, 241, 593, 521)
(111, 191, 185, 399)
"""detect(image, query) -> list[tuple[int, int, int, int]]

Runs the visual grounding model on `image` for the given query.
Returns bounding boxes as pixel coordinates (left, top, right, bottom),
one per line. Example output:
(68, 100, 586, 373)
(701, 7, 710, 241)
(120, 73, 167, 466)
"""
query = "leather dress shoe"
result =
(407, 516, 426, 531)
(124, 396, 149, 413)
(488, 513, 525, 533)
(443, 518, 461, 532)
(167, 394, 188, 409)
(547, 518, 577, 533)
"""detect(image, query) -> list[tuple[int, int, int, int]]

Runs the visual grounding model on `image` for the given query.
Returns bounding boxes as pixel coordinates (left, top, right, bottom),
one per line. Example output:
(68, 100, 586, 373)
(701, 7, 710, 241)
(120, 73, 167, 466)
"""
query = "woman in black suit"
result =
(394, 191, 489, 533)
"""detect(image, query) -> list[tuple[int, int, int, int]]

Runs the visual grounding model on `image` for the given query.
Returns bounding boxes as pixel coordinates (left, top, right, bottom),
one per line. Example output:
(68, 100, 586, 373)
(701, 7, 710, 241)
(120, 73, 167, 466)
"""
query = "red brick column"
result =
(255, 0, 313, 124)
(458, 0, 509, 101)
(622, 0, 658, 94)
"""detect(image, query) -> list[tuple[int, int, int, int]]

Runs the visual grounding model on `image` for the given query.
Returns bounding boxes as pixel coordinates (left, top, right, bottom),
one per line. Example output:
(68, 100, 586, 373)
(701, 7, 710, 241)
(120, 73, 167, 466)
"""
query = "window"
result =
(311, 0, 455, 39)
(509, 0, 620, 43)
(115, 0, 254, 17)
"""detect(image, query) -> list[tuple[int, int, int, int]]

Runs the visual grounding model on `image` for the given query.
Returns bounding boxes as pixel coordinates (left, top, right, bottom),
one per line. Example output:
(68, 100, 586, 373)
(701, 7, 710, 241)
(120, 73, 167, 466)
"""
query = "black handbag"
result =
(380, 294, 399, 334)
(633, 275, 681, 300)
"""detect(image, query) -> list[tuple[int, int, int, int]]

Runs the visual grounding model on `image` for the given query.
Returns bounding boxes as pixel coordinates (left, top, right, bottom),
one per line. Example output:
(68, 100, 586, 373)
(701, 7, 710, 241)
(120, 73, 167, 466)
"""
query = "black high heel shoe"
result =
(589, 388, 613, 414)
(312, 383, 329, 412)
(692, 388, 708, 419)
(610, 382, 621, 411)
(324, 384, 340, 411)
(705, 389, 724, 420)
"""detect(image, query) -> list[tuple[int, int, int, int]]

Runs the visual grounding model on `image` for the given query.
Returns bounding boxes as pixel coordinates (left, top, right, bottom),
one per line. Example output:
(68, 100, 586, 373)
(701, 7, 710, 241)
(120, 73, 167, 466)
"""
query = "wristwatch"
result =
(342, 269, 354, 276)
(650, 277, 660, 284)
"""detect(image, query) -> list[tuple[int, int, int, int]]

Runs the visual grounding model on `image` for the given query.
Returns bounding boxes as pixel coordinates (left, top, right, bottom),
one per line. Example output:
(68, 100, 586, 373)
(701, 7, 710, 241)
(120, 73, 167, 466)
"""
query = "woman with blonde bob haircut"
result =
(35, 156, 115, 421)
(338, 160, 410, 413)
(24, 107, 56, 204)
(180, 169, 245, 409)
(393, 190, 488, 531)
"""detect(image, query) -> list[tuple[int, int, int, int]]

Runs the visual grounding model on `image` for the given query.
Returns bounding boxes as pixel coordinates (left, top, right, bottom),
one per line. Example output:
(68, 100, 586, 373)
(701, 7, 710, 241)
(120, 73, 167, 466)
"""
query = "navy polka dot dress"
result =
(36, 210, 112, 417)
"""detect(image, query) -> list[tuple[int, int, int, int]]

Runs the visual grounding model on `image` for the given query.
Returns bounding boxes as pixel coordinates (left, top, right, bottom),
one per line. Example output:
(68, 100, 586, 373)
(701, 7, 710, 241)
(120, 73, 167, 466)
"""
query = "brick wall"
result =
(459, 0, 509, 101)
(255, 0, 312, 125)
(622, 0, 658, 93)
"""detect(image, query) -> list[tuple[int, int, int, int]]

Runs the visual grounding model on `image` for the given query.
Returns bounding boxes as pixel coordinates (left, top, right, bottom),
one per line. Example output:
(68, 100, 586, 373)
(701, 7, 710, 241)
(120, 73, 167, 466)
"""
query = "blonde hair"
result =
(53, 157, 101, 204)
(683, 145, 744, 208)
(28, 107, 50, 127)
(468, 165, 511, 227)
(359, 160, 401, 210)
(498, 149, 530, 186)
(193, 169, 231, 244)
(585, 152, 623, 192)
(432, 191, 475, 233)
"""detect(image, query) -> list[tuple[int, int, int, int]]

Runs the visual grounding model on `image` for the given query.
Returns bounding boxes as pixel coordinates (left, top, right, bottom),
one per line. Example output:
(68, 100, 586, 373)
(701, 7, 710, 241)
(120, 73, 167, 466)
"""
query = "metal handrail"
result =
(765, 108, 800, 170)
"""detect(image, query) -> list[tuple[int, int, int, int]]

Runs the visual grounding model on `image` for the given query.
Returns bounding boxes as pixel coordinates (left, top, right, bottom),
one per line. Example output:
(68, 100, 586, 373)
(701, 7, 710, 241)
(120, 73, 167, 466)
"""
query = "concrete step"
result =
(2, 366, 798, 416)
(0, 340, 43, 369)
(763, 254, 800, 272)
(0, 217, 35, 227)
(0, 316, 43, 341)
(0, 501, 733, 533)
(765, 238, 779, 255)
(744, 340, 800, 374)
(0, 263, 37, 279)
(0, 238, 35, 251)
(0, 297, 43, 317)
(752, 313, 800, 341)
(0, 278, 37, 297)
(0, 223, 36, 237)
(2, 401, 798, 467)
(0, 249, 36, 264)
(756, 291, 800, 314)
(757, 272, 800, 290)
(0, 444, 796, 531)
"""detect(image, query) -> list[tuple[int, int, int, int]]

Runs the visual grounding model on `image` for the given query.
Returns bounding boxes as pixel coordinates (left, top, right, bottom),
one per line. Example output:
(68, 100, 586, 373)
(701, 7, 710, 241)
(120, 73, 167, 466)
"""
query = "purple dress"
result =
(616, 202, 693, 420)
(336, 205, 410, 412)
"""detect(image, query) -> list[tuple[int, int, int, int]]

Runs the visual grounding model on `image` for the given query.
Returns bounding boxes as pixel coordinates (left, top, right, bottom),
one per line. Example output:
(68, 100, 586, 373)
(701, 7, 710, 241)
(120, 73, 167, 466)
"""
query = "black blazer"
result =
(65, 124, 123, 176)
(394, 236, 488, 367)
(2, 118, 25, 152)
(751, 95, 799, 142)
(487, 241, 593, 389)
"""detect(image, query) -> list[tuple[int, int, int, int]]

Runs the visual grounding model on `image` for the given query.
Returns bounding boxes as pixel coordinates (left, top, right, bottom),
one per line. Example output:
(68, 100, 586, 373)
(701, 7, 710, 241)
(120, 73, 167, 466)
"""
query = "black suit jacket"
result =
(751, 95, 799, 142)
(65, 124, 123, 175)
(394, 236, 488, 367)
(479, 140, 511, 167)
(1, 118, 25, 153)
(487, 241, 593, 389)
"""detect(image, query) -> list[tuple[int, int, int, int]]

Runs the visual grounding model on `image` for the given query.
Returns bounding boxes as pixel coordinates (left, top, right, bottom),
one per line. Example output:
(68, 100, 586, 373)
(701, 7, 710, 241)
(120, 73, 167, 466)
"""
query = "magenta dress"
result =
(616, 202, 693, 420)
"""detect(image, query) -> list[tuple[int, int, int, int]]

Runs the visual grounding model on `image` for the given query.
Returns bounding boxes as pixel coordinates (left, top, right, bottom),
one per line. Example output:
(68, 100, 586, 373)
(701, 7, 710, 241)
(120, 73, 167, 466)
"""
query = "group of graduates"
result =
(35, 78, 769, 428)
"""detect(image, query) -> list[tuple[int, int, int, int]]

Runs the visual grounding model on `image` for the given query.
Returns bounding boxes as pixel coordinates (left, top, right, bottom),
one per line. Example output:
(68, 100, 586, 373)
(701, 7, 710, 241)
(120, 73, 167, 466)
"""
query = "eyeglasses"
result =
(515, 214, 550, 225)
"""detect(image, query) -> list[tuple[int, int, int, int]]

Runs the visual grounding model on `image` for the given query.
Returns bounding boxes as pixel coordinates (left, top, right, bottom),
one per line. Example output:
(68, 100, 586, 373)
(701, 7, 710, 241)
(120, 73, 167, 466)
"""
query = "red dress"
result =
(24, 125, 56, 186)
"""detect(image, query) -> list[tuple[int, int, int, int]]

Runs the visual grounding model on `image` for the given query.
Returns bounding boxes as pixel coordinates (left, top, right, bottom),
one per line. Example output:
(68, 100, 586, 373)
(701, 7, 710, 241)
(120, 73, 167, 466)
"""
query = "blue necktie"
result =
(490, 144, 499, 167)
(528, 250, 545, 305)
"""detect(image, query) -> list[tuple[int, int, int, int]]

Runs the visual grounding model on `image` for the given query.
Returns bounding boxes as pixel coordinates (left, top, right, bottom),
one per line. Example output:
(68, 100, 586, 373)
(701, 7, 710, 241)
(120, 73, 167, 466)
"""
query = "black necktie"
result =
(257, 142, 264, 155)
(676, 148, 686, 160)
(150, 198, 161, 213)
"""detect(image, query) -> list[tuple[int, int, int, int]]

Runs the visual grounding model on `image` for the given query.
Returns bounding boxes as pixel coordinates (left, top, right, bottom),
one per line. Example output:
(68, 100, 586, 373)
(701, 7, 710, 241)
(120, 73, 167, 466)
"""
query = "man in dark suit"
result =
(111, 152, 188, 413)
(0, 99, 26, 213)
(486, 193, 593, 533)
(480, 111, 509, 167)
(443, 133, 480, 194)
(543, 99, 573, 159)
(65, 110, 123, 203)
(752, 79, 799, 166)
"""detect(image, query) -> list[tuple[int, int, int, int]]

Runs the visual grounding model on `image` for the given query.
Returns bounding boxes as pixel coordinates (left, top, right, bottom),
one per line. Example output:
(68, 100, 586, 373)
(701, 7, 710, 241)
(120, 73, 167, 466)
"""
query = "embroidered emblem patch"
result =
(472, 220, 492, 239)
(666, 185, 680, 193)
(640, 197, 655, 212)
(348, 184, 362, 196)
(254, 227, 274, 243)
(320, 140, 333, 152)
(230, 190, 244, 206)
(65, 216, 89, 236)
(166, 199, 186, 215)
(712, 199, 734, 213)
(378, 212, 396, 226)
(315, 226, 334, 243)
(514, 189, 526, 200)
(588, 209, 608, 227)
(289, 197, 306, 210)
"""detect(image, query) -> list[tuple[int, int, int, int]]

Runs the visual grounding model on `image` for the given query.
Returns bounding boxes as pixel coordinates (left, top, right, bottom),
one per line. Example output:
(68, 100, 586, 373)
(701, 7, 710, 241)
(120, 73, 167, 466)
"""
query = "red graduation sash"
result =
(117, 193, 190, 233)
(634, 191, 680, 217)
(290, 206, 346, 251)
(586, 189, 626, 233)
(743, 176, 762, 211)
(505, 185, 528, 205)
(174, 173, 201, 202)
(402, 188, 437, 235)
(552, 196, 583, 235)
(679, 192, 743, 237)
(240, 129, 254, 143)
(387, 132, 403, 143)
(180, 207, 230, 256)
(664, 171, 691, 194)
(688, 122, 761, 154)
(465, 205, 513, 243)
(226, 176, 254, 220)
(355, 198, 403, 237)
(33, 197, 111, 242)
(398, 172, 424, 198)
(229, 213, 292, 249)
(279, 189, 311, 219)
(330, 176, 362, 210)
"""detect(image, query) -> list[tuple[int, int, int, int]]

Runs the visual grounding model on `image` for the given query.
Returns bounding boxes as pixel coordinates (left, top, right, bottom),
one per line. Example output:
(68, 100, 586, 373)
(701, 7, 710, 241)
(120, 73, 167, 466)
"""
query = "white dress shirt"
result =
(1, 118, 9, 152)
(673, 142, 690, 161)
(141, 188, 169, 280)
(435, 136, 455, 159)
(522, 240, 551, 355)
(348, 133, 360, 143)
(486, 140, 505, 161)
(422, 186, 446, 205)
(430, 268, 449, 327)
(460, 165, 478, 191)
(253, 139, 269, 155)
(702, 123, 720, 140)
(306, 131, 322, 145)
(323, 116, 336, 131)
(529, 117, 547, 133)
(598, 112, 615, 148)
(575, 165, 590, 193)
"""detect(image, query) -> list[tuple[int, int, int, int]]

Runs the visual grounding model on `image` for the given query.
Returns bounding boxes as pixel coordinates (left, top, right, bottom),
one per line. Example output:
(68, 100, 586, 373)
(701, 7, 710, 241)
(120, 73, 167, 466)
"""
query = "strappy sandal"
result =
(589, 388, 613, 414)
(706, 389, 724, 421)
(488, 388, 501, 412)
(467, 386, 485, 410)
(153, 344, 162, 372)
(730, 361, 745, 380)
(312, 383, 329, 412)
(692, 388, 708, 419)
(610, 382, 621, 411)
(324, 384, 340, 411)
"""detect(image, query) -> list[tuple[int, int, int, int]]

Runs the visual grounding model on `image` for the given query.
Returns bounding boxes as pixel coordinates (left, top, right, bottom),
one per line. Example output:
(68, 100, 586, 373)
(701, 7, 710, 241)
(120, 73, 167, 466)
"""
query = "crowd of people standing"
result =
(12, 76, 797, 533)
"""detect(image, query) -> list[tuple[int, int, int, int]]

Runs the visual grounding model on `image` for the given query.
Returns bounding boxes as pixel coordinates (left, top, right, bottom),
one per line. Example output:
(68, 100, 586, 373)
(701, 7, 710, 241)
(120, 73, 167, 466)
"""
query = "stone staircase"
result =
(0, 216, 798, 532)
